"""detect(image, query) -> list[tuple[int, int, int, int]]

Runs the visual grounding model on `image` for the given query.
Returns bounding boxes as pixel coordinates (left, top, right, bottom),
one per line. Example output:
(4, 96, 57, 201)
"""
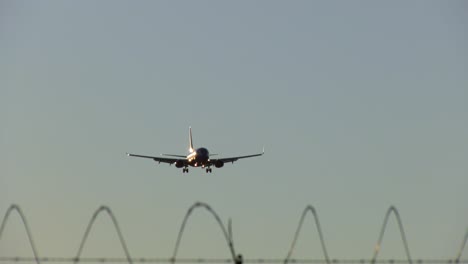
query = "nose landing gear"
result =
(206, 168, 212, 173)
(182, 167, 189, 173)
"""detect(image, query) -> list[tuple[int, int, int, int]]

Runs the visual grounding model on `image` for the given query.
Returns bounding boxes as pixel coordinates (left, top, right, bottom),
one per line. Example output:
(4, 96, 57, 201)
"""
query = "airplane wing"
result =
(127, 153, 182, 164)
(209, 150, 264, 164)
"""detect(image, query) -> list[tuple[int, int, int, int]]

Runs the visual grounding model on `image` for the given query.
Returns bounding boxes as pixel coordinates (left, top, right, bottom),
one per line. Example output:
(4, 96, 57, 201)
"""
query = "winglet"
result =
(262, 146, 265, 154)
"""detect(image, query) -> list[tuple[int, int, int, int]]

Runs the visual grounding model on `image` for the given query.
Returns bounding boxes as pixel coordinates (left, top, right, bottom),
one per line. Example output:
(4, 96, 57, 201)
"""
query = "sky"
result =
(1, 0, 467, 261)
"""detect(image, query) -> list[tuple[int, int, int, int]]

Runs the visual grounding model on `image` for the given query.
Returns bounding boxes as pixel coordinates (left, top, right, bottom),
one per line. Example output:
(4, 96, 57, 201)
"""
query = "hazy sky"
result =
(1, 0, 467, 261)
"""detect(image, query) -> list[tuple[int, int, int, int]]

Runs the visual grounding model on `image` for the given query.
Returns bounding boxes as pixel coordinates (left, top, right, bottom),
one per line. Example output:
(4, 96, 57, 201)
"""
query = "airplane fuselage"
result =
(187, 147, 210, 167)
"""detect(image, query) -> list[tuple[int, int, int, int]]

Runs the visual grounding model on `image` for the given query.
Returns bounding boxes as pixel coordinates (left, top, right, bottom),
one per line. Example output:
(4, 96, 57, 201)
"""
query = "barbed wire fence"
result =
(1, 203, 467, 264)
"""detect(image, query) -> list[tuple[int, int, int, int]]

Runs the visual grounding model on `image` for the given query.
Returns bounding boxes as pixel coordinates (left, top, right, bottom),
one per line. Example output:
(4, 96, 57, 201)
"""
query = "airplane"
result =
(127, 127, 264, 173)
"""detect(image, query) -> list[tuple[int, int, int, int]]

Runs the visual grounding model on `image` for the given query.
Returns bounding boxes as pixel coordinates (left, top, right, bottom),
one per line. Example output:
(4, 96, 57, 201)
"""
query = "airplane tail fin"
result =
(189, 127, 194, 153)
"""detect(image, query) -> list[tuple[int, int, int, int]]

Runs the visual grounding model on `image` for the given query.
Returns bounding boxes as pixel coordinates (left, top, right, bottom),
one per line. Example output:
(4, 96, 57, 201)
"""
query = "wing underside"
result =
(209, 152, 264, 164)
(127, 153, 183, 165)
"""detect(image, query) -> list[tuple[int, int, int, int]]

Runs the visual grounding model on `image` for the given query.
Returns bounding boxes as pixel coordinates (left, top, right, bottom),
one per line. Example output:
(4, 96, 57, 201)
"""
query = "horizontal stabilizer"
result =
(162, 154, 187, 158)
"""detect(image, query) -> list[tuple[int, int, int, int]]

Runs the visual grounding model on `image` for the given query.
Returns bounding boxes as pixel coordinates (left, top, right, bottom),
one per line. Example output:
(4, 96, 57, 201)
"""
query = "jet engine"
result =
(214, 160, 224, 168)
(174, 160, 184, 168)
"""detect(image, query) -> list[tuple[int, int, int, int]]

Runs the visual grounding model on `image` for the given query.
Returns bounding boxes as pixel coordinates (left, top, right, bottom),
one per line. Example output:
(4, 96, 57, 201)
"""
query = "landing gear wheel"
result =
(183, 168, 189, 173)
(206, 168, 212, 173)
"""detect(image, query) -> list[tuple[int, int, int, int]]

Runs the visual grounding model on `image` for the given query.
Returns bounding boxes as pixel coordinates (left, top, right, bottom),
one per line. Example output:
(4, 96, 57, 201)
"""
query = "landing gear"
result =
(206, 168, 212, 173)
(182, 168, 189, 173)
